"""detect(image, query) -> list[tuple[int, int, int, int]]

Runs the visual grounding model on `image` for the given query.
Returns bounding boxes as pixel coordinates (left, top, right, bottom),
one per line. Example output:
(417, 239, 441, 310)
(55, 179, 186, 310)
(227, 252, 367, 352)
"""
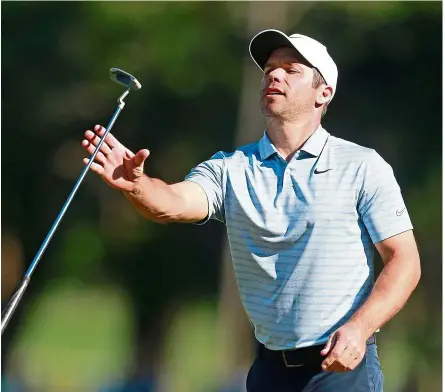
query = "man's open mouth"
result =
(265, 87, 285, 96)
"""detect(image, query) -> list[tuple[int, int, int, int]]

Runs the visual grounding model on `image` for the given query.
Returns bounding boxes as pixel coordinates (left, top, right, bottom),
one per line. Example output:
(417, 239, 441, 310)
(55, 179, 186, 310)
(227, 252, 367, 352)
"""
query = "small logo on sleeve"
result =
(396, 208, 406, 216)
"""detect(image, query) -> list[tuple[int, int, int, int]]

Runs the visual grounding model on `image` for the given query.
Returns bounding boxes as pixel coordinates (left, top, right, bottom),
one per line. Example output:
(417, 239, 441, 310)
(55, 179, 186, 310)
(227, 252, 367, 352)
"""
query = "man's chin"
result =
(261, 104, 284, 117)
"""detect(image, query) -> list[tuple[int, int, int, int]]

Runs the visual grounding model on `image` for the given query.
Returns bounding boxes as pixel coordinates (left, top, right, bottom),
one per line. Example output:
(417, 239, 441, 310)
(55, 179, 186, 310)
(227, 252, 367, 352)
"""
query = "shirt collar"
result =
(300, 125, 330, 157)
(258, 125, 330, 161)
(258, 131, 278, 160)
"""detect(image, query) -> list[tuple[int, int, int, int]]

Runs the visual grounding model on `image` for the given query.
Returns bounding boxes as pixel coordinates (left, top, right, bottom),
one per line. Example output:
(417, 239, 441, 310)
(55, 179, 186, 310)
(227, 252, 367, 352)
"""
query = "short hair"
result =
(312, 68, 329, 118)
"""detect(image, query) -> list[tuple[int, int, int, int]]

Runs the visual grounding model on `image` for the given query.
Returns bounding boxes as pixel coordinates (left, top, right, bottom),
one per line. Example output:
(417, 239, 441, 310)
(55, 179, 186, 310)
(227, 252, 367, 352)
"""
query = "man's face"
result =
(260, 47, 318, 121)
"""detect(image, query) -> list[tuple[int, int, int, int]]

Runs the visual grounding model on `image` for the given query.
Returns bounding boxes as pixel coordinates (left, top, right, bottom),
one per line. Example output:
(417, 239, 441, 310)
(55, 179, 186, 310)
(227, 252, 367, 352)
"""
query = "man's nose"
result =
(267, 68, 285, 83)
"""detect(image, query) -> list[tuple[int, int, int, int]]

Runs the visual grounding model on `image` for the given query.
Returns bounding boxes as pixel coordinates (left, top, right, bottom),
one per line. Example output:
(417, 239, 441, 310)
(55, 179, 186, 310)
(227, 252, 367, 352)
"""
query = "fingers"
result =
(342, 352, 360, 371)
(320, 333, 335, 356)
(340, 341, 365, 371)
(326, 350, 360, 372)
(93, 124, 120, 149)
(133, 149, 150, 167)
(322, 334, 347, 371)
(321, 334, 365, 372)
(84, 130, 113, 156)
(83, 158, 104, 175)
(84, 124, 137, 159)
(81, 140, 107, 165)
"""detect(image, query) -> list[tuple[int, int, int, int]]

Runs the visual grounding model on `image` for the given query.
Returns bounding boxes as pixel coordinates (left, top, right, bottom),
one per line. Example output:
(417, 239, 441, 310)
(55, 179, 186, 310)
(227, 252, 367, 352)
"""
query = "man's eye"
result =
(288, 69, 299, 74)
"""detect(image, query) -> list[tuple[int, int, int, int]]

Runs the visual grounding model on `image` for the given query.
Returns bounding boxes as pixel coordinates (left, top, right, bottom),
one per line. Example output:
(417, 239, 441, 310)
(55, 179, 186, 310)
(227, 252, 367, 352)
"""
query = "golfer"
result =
(81, 29, 421, 392)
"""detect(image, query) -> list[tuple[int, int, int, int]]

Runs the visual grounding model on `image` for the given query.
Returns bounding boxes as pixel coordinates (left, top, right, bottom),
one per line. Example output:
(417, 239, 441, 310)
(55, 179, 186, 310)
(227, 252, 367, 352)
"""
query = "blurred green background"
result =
(1, 2, 441, 392)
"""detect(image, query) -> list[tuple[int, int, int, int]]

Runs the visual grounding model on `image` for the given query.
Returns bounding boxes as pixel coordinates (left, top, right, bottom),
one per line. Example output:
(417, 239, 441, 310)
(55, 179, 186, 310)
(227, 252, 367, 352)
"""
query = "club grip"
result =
(1, 276, 30, 335)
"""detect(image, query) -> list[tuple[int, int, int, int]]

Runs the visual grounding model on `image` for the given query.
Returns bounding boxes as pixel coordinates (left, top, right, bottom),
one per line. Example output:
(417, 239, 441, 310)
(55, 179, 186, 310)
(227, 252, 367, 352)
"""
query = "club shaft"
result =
(1, 277, 30, 334)
(25, 104, 124, 278)
(1, 103, 125, 335)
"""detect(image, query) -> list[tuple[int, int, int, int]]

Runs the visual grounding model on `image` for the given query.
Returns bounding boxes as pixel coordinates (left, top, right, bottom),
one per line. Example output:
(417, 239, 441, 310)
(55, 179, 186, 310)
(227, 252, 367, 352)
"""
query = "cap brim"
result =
(249, 29, 308, 71)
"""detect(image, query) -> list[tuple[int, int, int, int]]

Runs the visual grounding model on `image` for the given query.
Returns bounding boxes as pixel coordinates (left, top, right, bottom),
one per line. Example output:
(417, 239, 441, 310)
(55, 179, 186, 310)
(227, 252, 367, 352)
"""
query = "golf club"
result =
(1, 68, 142, 335)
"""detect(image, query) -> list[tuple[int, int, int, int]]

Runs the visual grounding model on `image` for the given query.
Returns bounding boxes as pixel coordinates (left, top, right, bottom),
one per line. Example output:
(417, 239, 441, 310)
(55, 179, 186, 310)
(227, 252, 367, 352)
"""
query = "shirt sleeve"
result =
(184, 151, 226, 224)
(357, 150, 413, 244)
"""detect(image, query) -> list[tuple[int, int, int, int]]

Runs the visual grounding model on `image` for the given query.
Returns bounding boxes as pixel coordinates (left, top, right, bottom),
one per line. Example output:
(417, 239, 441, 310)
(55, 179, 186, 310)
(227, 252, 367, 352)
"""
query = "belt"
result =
(259, 334, 376, 369)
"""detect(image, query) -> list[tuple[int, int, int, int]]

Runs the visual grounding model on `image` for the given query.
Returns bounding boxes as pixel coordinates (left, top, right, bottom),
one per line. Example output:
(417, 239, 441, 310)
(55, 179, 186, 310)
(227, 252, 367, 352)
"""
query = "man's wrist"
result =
(125, 175, 146, 198)
(346, 314, 375, 341)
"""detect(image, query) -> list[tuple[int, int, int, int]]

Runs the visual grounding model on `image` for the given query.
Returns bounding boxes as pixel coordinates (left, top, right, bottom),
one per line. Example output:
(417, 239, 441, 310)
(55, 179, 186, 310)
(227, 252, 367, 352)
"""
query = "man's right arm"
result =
(124, 175, 209, 224)
(81, 125, 224, 225)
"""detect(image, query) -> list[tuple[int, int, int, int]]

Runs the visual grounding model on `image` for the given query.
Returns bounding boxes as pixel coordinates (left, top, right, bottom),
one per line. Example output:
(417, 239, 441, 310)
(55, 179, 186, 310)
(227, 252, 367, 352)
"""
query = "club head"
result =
(110, 68, 142, 90)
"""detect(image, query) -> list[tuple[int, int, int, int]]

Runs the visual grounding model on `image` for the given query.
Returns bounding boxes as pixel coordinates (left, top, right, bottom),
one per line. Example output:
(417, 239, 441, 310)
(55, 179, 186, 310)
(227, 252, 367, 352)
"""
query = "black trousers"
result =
(246, 338, 384, 392)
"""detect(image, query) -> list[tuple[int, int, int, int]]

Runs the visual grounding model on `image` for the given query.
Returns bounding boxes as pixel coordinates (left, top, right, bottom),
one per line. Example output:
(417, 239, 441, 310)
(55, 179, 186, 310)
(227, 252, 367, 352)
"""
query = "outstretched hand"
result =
(82, 124, 150, 192)
(320, 322, 368, 372)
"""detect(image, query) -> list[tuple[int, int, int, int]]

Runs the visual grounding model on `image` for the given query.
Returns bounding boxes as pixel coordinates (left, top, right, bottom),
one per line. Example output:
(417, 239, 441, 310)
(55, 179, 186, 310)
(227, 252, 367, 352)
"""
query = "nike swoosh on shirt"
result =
(314, 168, 332, 174)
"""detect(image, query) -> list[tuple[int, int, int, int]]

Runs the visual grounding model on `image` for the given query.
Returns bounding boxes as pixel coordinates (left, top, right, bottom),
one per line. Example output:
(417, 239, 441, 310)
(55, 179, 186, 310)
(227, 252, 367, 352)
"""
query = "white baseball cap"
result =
(249, 29, 338, 99)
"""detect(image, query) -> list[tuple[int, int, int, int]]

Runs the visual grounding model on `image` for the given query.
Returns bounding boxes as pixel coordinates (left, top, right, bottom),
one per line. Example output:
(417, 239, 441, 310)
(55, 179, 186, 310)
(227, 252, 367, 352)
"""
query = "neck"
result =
(265, 116, 321, 161)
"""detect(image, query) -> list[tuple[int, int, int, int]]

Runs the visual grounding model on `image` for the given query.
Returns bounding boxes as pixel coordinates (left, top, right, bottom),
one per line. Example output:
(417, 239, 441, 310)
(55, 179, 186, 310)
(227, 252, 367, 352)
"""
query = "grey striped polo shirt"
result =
(185, 126, 413, 350)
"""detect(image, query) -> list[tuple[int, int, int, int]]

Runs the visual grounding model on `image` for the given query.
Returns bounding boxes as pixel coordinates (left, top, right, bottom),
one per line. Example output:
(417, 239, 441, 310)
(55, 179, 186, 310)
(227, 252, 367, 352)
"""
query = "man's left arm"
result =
(321, 150, 421, 372)
(348, 229, 420, 339)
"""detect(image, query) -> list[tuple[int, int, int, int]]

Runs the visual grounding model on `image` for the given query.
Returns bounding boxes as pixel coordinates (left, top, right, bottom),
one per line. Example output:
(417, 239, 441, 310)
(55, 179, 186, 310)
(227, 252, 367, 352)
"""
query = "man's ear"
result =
(316, 86, 333, 105)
